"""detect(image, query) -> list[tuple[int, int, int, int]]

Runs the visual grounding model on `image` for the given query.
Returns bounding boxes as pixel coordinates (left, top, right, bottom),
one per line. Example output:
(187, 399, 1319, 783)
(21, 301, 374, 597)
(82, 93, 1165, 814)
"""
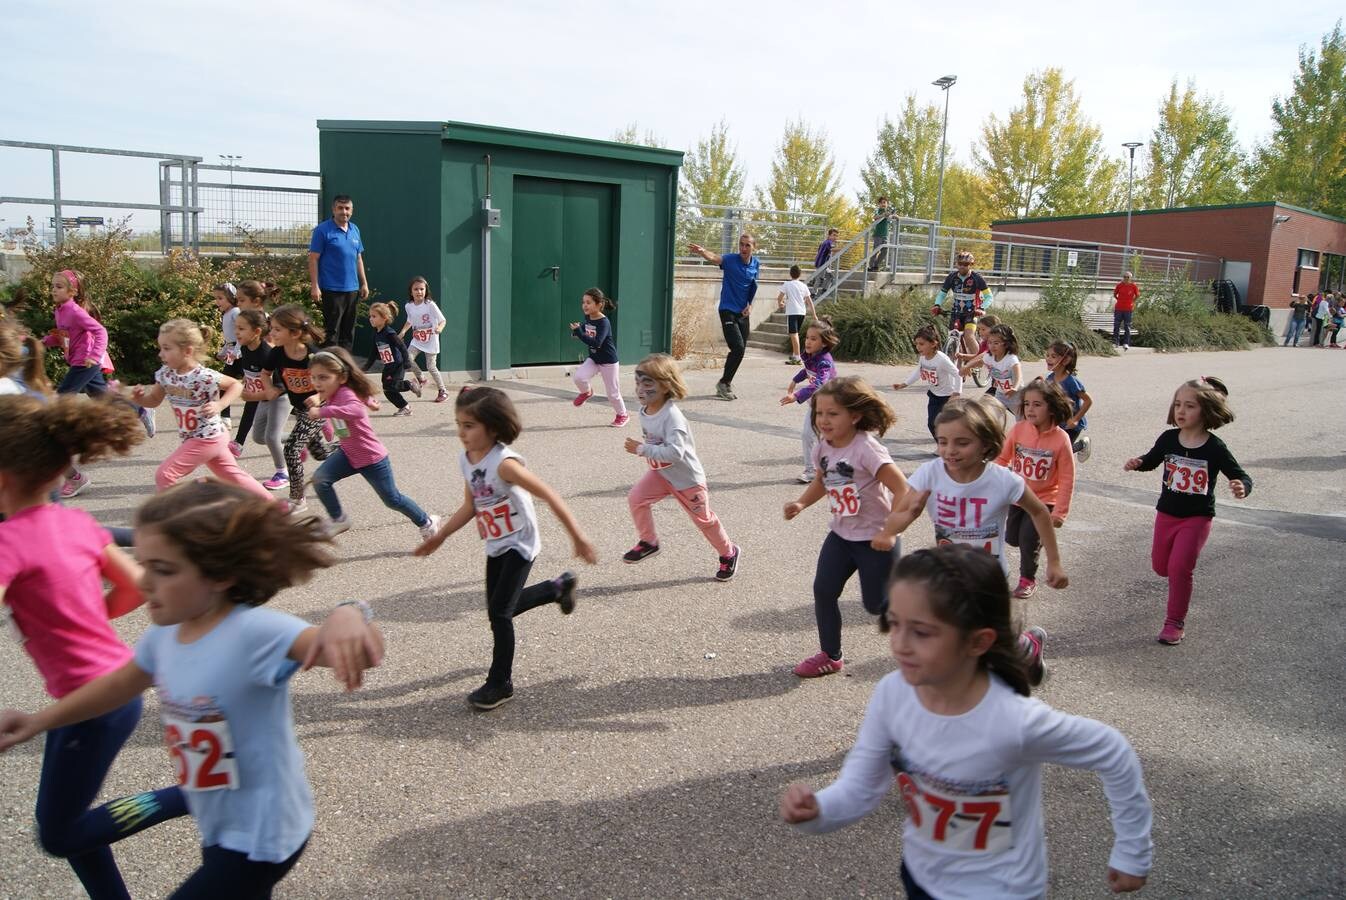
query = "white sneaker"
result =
(284, 499, 308, 516)
(1077, 435, 1092, 462)
(326, 515, 351, 538)
(797, 471, 814, 484)
(418, 514, 442, 542)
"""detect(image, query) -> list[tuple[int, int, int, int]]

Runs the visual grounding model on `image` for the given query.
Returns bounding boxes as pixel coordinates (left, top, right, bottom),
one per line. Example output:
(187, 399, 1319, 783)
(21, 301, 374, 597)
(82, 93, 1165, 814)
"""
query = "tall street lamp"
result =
(932, 75, 957, 228)
(219, 154, 242, 232)
(1122, 142, 1142, 264)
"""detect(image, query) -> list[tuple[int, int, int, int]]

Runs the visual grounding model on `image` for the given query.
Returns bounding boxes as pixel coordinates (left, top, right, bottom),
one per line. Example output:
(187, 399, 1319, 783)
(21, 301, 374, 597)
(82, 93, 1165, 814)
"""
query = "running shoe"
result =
(263, 471, 289, 491)
(417, 514, 442, 542)
(793, 651, 844, 678)
(715, 545, 741, 582)
(715, 381, 736, 401)
(326, 515, 351, 538)
(572, 390, 593, 407)
(610, 413, 631, 428)
(1013, 577, 1037, 599)
(468, 681, 514, 710)
(393, 407, 412, 417)
(60, 472, 91, 499)
(1077, 435, 1092, 463)
(435, 389, 449, 403)
(785, 356, 802, 365)
(1157, 623, 1184, 645)
(622, 540, 660, 563)
(1023, 626, 1047, 686)
(797, 471, 815, 484)
(138, 405, 156, 438)
(555, 571, 578, 615)
(408, 379, 423, 398)
(284, 499, 309, 516)
(228, 441, 243, 458)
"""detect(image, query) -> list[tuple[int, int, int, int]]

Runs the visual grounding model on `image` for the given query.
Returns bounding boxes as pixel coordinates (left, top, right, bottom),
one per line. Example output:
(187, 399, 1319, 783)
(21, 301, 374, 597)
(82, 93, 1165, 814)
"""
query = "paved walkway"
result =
(2, 345, 1343, 898)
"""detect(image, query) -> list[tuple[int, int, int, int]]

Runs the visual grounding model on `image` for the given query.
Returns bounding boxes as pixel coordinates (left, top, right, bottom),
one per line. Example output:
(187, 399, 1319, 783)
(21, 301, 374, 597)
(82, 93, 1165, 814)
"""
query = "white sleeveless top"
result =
(459, 443, 540, 561)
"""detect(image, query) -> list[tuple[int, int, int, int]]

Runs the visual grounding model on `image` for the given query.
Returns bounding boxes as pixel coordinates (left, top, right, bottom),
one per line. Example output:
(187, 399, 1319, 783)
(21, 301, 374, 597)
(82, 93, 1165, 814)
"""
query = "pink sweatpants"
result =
(628, 469, 733, 558)
(156, 436, 273, 500)
(1151, 511, 1213, 628)
(573, 359, 627, 416)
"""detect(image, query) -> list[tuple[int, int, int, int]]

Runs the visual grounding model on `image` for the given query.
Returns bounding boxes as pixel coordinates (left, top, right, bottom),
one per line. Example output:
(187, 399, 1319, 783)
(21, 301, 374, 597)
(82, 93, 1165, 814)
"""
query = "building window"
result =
(1297, 248, 1320, 269)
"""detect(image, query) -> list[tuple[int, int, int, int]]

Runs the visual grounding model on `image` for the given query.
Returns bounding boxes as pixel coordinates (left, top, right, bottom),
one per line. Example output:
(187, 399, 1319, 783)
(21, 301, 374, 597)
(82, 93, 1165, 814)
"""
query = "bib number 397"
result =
(163, 716, 238, 792)
(827, 483, 860, 517)
(475, 502, 520, 539)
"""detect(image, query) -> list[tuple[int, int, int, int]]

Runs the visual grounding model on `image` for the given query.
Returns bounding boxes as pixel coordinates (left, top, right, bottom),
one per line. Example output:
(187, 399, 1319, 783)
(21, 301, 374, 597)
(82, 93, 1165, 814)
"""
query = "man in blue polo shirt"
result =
(307, 195, 369, 352)
(689, 233, 759, 401)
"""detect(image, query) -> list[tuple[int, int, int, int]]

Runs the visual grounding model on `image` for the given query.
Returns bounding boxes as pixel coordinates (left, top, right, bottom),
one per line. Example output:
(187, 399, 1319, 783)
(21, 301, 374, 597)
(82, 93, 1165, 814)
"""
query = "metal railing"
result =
(675, 204, 838, 267)
(161, 163, 320, 252)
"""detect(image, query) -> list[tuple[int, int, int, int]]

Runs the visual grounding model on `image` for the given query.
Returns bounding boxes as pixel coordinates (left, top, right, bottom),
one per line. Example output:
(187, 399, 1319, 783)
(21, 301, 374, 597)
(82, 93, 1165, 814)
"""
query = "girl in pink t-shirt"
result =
(306, 348, 440, 544)
(129, 318, 271, 501)
(0, 393, 188, 897)
(784, 377, 910, 678)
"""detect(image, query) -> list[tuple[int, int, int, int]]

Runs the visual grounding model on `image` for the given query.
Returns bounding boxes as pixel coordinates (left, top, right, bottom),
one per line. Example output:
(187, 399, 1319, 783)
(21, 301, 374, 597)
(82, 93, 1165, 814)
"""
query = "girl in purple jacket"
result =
(780, 317, 839, 483)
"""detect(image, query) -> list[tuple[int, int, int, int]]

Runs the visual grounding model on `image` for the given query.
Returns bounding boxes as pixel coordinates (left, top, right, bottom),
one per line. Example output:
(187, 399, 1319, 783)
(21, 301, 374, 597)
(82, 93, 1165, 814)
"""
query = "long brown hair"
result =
(0, 394, 145, 484)
(455, 385, 522, 444)
(270, 304, 325, 346)
(310, 347, 376, 404)
(810, 376, 896, 437)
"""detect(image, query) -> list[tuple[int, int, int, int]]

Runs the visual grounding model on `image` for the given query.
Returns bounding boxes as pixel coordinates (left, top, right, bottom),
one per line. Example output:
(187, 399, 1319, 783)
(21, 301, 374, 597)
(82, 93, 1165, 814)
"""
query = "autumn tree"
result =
(753, 119, 855, 223)
(611, 123, 664, 148)
(679, 119, 746, 210)
(973, 68, 1120, 220)
(859, 95, 944, 218)
(1138, 80, 1245, 209)
(1248, 21, 1346, 216)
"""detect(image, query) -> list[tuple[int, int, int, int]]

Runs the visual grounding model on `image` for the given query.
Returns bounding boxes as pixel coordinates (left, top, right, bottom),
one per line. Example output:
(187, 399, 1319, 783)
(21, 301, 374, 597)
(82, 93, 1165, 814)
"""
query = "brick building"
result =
(991, 201, 1346, 312)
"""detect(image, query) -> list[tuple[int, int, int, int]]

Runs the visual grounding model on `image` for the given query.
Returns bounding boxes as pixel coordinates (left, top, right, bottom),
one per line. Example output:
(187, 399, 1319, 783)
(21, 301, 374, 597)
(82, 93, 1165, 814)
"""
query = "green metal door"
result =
(511, 177, 614, 366)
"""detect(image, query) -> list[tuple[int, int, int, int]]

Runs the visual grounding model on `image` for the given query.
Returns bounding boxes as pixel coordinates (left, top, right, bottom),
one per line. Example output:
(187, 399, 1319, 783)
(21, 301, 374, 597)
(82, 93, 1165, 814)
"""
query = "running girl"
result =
(306, 347, 441, 542)
(784, 376, 909, 678)
(232, 309, 290, 490)
(415, 386, 594, 710)
(963, 324, 1022, 418)
(569, 287, 629, 427)
(0, 480, 385, 898)
(1045, 340, 1094, 461)
(0, 393, 186, 898)
(957, 312, 999, 374)
(259, 305, 333, 513)
(128, 319, 271, 499)
(212, 283, 241, 427)
(780, 317, 838, 483)
(234, 279, 277, 314)
(894, 324, 962, 437)
(397, 276, 449, 403)
(622, 354, 741, 581)
(367, 301, 420, 416)
(0, 318, 49, 397)
(995, 379, 1076, 599)
(1124, 376, 1250, 645)
(781, 544, 1152, 899)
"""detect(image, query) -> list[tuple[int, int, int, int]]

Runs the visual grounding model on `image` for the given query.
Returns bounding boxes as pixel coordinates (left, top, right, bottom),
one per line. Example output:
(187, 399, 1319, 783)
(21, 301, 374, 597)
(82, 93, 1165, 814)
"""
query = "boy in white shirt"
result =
(776, 265, 818, 364)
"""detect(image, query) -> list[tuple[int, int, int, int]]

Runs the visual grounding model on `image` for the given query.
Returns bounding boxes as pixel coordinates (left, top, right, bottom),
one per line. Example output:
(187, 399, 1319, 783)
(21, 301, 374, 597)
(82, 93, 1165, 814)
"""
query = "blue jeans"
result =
(1285, 318, 1305, 345)
(312, 449, 428, 526)
(1113, 310, 1133, 346)
(57, 363, 107, 396)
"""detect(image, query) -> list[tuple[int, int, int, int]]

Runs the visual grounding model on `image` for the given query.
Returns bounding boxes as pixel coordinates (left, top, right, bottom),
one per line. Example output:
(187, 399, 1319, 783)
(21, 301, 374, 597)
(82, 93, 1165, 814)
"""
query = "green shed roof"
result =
(316, 120, 683, 168)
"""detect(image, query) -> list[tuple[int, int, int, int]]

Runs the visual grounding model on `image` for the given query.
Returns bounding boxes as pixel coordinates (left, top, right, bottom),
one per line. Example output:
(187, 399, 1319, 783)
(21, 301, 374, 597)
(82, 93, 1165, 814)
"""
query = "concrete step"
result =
(754, 321, 789, 337)
(746, 335, 787, 353)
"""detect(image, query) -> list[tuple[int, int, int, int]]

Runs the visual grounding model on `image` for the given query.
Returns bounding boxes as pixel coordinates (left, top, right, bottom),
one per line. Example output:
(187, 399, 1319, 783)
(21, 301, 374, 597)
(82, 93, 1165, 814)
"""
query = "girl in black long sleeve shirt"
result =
(367, 302, 421, 415)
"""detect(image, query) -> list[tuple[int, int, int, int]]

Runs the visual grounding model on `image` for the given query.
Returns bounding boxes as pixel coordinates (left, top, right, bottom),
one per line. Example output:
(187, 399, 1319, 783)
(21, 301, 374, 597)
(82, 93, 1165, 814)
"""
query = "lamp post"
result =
(219, 154, 242, 233)
(932, 76, 957, 227)
(1121, 142, 1142, 264)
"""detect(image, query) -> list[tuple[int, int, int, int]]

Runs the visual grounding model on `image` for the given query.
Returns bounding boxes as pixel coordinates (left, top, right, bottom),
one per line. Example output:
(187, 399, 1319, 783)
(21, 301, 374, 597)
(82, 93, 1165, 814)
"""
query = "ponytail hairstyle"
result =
(811, 376, 896, 437)
(1047, 340, 1079, 374)
(806, 315, 840, 352)
(455, 385, 522, 444)
(934, 396, 1008, 460)
(0, 394, 145, 484)
(1019, 378, 1073, 427)
(1168, 376, 1234, 430)
(0, 320, 51, 395)
(582, 287, 615, 313)
(309, 347, 376, 404)
(369, 301, 398, 325)
(880, 545, 1032, 696)
(977, 313, 1000, 331)
(988, 324, 1019, 356)
(407, 275, 434, 302)
(158, 318, 214, 357)
(270, 304, 325, 347)
(213, 282, 239, 306)
(19, 334, 52, 394)
(134, 481, 333, 607)
(235, 280, 279, 308)
(236, 308, 268, 336)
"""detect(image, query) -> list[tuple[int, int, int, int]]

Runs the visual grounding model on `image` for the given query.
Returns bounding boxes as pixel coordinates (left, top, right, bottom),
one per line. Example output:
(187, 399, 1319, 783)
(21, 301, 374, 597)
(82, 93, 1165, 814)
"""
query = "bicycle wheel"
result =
(971, 365, 986, 387)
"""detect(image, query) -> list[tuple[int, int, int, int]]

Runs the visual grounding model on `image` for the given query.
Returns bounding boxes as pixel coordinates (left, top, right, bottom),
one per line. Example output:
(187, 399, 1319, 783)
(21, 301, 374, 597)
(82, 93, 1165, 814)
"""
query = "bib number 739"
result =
(475, 502, 520, 539)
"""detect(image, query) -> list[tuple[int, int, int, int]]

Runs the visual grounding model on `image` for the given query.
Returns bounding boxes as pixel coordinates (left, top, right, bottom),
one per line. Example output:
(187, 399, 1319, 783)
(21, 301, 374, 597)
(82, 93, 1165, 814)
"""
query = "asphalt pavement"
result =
(1, 343, 1343, 898)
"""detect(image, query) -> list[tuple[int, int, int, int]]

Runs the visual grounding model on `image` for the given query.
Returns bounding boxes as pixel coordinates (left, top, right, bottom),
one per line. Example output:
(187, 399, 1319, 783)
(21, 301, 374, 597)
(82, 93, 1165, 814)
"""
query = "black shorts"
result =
(787, 314, 805, 335)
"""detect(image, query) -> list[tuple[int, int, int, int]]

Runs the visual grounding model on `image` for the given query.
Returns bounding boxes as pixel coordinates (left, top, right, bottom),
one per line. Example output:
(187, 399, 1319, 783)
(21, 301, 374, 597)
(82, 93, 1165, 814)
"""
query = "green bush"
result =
(1132, 309, 1275, 351)
(1036, 259, 1092, 319)
(993, 308, 1116, 360)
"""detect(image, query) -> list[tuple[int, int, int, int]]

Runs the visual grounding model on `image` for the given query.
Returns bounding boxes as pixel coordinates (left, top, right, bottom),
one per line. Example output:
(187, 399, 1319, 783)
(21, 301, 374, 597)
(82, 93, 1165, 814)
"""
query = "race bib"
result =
(282, 368, 312, 394)
(1012, 445, 1054, 482)
(475, 500, 522, 540)
(413, 328, 432, 343)
(172, 407, 201, 434)
(920, 367, 939, 386)
(244, 375, 265, 395)
(333, 418, 350, 439)
(994, 376, 1014, 394)
(897, 770, 1012, 854)
(377, 343, 393, 365)
(1164, 454, 1209, 495)
(827, 483, 861, 518)
(163, 715, 239, 792)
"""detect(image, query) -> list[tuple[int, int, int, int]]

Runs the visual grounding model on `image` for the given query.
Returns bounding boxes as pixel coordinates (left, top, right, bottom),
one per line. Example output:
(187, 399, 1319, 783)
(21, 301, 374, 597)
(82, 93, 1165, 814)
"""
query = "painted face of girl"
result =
(634, 370, 662, 405)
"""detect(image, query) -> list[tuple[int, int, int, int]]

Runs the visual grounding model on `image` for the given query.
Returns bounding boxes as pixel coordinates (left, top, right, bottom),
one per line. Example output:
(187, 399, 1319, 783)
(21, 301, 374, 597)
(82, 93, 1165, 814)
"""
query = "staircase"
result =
(746, 311, 792, 353)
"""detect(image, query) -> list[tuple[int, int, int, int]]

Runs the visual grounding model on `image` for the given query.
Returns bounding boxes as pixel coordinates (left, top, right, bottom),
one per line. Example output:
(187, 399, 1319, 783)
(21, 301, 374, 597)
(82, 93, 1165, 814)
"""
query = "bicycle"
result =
(932, 306, 987, 387)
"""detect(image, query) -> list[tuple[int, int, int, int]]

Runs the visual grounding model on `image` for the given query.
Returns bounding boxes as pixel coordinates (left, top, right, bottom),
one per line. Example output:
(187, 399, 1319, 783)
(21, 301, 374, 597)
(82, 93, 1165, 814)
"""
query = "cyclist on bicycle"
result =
(932, 251, 994, 332)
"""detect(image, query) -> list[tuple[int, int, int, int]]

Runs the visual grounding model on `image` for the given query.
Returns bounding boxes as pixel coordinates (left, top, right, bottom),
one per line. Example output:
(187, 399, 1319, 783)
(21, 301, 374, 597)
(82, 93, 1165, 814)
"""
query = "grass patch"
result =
(1131, 309, 1275, 351)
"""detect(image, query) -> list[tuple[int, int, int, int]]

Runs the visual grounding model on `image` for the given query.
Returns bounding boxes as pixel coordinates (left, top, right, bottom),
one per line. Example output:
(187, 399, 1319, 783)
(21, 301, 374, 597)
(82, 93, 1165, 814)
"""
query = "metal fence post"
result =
(158, 162, 169, 255)
(51, 148, 63, 247)
(179, 159, 191, 251)
(189, 160, 200, 252)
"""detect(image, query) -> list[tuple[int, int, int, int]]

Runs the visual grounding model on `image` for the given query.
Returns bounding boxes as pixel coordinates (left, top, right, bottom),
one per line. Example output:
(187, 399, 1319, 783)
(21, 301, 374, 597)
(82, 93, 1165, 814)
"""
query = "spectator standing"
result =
(1311, 292, 1329, 346)
(308, 195, 369, 353)
(689, 234, 760, 401)
(1328, 293, 1343, 347)
(867, 197, 891, 272)
(1284, 295, 1309, 347)
(812, 228, 840, 299)
(1112, 271, 1139, 350)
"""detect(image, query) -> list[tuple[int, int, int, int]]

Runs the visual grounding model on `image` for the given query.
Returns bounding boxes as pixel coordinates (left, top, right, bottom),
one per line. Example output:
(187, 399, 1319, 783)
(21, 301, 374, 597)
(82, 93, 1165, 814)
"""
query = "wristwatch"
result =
(335, 599, 374, 623)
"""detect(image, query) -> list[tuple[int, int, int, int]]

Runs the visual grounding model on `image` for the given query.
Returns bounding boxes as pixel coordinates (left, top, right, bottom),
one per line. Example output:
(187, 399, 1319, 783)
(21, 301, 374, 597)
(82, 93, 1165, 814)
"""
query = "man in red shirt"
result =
(1113, 271, 1140, 350)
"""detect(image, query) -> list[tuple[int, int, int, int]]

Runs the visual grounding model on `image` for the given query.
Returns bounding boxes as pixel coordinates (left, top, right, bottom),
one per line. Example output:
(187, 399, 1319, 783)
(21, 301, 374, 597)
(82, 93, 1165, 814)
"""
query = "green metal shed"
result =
(316, 120, 683, 376)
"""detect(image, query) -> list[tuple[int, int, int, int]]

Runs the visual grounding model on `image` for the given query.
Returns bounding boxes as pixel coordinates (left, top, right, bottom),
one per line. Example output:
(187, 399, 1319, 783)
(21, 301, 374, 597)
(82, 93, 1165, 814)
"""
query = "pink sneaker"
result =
(1157, 623, 1184, 645)
(263, 471, 290, 491)
(572, 390, 593, 407)
(610, 413, 630, 427)
(228, 441, 243, 458)
(793, 651, 844, 678)
(435, 389, 449, 403)
(60, 472, 91, 499)
(1012, 577, 1037, 599)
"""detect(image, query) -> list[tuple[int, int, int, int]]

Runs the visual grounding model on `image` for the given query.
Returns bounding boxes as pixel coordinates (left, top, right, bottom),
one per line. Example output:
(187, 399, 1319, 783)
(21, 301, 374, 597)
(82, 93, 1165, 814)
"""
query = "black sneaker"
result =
(623, 541, 660, 563)
(1022, 627, 1047, 687)
(556, 571, 578, 615)
(468, 681, 514, 710)
(715, 546, 741, 582)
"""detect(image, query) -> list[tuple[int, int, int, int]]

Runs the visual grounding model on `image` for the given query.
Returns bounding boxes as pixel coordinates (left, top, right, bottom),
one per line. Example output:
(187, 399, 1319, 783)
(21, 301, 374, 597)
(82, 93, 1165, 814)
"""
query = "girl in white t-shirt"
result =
(964, 324, 1022, 418)
(876, 397, 1067, 683)
(775, 264, 818, 364)
(894, 324, 963, 437)
(397, 276, 448, 403)
(415, 386, 596, 710)
(129, 319, 272, 500)
(785, 376, 909, 678)
(781, 544, 1152, 900)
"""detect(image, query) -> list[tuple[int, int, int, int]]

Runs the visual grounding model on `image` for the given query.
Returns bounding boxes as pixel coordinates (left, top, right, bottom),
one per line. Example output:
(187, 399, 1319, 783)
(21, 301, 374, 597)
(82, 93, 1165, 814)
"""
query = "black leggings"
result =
(282, 411, 332, 501)
(484, 550, 563, 686)
(901, 860, 936, 900)
(718, 309, 750, 385)
(926, 391, 951, 437)
(812, 531, 901, 659)
(170, 840, 306, 899)
(381, 364, 411, 409)
(1005, 503, 1052, 580)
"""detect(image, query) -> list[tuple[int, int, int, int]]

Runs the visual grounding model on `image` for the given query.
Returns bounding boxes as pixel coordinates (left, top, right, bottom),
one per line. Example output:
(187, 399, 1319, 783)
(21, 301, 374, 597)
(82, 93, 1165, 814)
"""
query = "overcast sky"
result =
(2, 0, 1342, 233)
